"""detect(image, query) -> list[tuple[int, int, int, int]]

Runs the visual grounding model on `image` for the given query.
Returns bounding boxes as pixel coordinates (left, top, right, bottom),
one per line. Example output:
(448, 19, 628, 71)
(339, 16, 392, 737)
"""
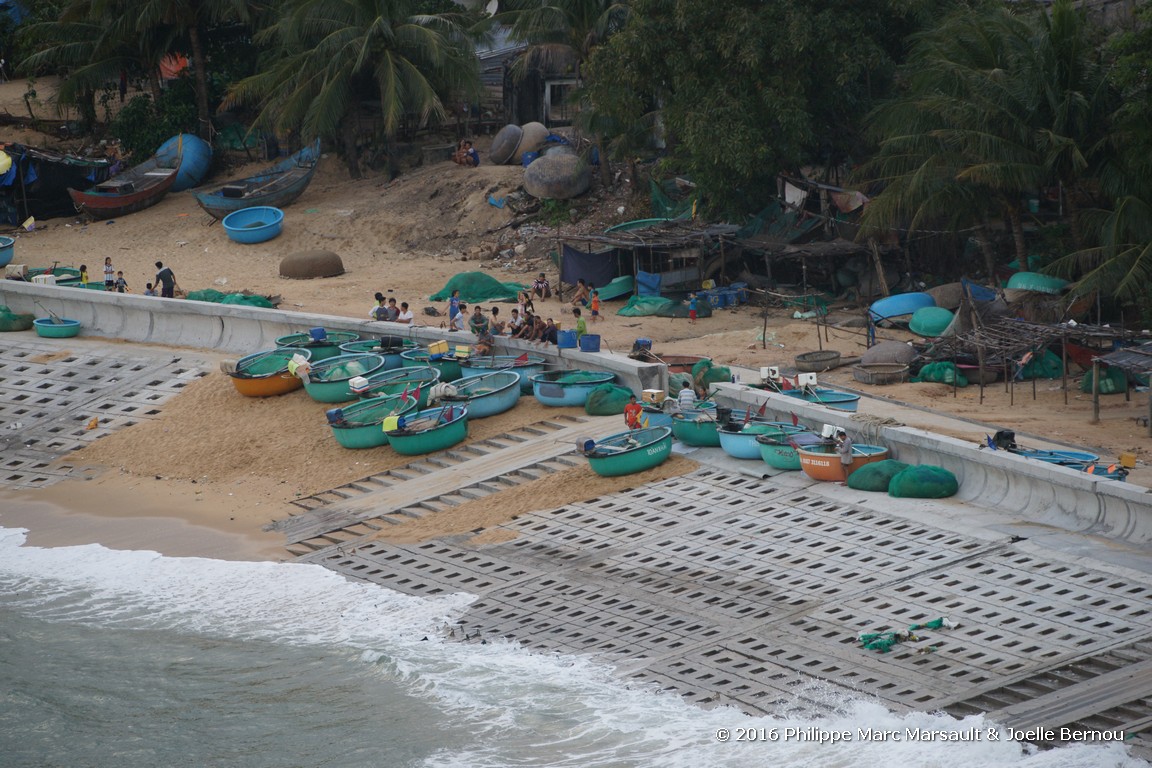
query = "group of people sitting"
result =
(369, 293, 415, 324)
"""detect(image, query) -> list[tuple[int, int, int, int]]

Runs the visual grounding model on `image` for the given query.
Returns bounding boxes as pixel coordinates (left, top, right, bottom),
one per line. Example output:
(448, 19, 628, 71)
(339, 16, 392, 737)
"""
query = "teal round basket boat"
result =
(326, 393, 418, 449)
(756, 428, 821, 470)
(276, 330, 360, 362)
(339, 337, 415, 370)
(459, 354, 546, 394)
(353, 366, 441, 406)
(222, 206, 284, 244)
(530, 370, 615, 407)
(33, 318, 82, 338)
(670, 407, 722, 446)
(440, 371, 521, 419)
(401, 347, 463, 382)
(301, 353, 387, 403)
(581, 426, 673, 477)
(718, 421, 801, 460)
(386, 405, 469, 456)
(781, 387, 861, 412)
(0, 235, 14, 268)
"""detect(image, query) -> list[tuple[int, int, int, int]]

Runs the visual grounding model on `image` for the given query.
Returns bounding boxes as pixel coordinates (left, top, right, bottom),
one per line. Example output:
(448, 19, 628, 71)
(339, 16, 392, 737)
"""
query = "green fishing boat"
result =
(581, 426, 673, 477)
(352, 366, 441, 407)
(670, 406, 722, 447)
(385, 405, 469, 456)
(326, 393, 418, 449)
(275, 330, 361, 362)
(300, 353, 387, 403)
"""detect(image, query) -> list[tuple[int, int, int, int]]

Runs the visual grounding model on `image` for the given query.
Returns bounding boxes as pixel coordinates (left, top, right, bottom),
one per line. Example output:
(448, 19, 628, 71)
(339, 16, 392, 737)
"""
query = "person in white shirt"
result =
(677, 381, 697, 411)
(507, 308, 525, 336)
(396, 302, 414, 325)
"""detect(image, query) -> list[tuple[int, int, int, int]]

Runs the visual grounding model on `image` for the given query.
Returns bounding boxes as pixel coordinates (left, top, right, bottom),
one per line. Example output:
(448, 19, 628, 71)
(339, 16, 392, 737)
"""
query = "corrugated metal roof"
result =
(1096, 341, 1152, 374)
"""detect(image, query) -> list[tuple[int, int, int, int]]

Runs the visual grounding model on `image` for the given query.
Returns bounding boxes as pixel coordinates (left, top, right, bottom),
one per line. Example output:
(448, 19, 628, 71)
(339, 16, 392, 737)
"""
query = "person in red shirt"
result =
(624, 394, 643, 429)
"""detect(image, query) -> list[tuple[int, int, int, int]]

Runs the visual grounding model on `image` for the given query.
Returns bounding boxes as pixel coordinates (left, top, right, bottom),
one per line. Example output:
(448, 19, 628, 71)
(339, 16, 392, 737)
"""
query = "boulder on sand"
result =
(523, 154, 591, 200)
(280, 250, 345, 279)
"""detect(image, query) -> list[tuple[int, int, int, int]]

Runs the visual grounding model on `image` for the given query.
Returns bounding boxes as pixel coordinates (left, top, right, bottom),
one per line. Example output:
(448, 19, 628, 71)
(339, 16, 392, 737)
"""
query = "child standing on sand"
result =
(103, 257, 115, 291)
(114, 271, 128, 293)
(589, 290, 601, 322)
(688, 292, 698, 324)
(573, 306, 586, 340)
(144, 283, 157, 296)
(79, 264, 89, 286)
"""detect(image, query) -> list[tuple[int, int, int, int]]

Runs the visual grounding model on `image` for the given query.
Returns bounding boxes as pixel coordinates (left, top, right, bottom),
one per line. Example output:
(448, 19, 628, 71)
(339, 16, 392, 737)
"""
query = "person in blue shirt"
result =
(453, 140, 479, 167)
(688, 292, 698, 324)
(447, 289, 462, 324)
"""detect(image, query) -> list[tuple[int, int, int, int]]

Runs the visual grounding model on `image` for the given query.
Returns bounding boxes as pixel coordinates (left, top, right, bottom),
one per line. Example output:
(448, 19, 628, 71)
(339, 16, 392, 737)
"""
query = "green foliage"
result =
(587, 0, 945, 217)
(539, 198, 570, 225)
(110, 85, 198, 156)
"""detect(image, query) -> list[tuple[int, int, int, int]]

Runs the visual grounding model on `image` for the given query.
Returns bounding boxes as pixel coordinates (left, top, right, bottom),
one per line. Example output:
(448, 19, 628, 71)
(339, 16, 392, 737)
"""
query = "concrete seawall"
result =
(713, 382, 1152, 547)
(0, 280, 667, 393)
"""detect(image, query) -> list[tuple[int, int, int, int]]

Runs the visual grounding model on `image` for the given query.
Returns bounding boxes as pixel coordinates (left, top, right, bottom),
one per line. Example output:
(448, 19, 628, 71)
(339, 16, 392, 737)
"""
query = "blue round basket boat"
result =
(222, 206, 284, 244)
(0, 235, 14, 268)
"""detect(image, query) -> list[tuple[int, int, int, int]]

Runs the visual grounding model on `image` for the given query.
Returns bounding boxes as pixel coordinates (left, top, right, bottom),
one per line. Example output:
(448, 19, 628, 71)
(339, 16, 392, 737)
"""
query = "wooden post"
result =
(869, 239, 890, 297)
(977, 343, 986, 405)
(762, 299, 769, 350)
(1061, 330, 1068, 405)
(816, 310, 823, 351)
(1091, 359, 1100, 423)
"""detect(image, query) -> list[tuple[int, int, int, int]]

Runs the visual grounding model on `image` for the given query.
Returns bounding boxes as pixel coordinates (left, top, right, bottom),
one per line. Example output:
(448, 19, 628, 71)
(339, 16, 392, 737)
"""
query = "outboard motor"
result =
(992, 429, 1017, 450)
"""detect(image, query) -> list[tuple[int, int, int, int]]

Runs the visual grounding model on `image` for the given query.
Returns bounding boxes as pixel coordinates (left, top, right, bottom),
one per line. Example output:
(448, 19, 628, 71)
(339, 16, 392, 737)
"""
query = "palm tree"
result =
(225, 0, 480, 178)
(856, 0, 1114, 271)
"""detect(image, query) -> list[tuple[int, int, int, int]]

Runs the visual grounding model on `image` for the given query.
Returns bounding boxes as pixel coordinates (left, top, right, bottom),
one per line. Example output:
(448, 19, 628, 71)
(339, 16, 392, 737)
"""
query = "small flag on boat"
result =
(757, 401, 767, 417)
(985, 434, 996, 450)
(401, 384, 410, 400)
(412, 383, 422, 404)
(513, 352, 529, 364)
(790, 412, 799, 427)
(742, 407, 752, 426)
(1086, 463, 1097, 474)
(642, 416, 649, 428)
(1107, 464, 1117, 474)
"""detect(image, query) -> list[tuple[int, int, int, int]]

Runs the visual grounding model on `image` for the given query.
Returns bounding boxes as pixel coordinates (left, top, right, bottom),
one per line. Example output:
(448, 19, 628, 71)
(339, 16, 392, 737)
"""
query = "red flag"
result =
(514, 352, 529, 364)
(401, 384, 410, 400)
(743, 406, 752, 426)
(757, 401, 767, 417)
(412, 383, 422, 404)
(790, 411, 799, 427)
(1107, 464, 1117, 473)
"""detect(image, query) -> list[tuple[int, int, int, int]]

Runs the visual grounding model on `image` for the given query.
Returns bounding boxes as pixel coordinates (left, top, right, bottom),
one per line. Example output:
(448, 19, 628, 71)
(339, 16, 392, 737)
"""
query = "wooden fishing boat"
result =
(340, 337, 416, 371)
(670, 406, 722, 447)
(351, 366, 440, 406)
(756, 429, 822, 471)
(68, 152, 180, 220)
(385, 405, 469, 456)
(275, 330, 361, 362)
(195, 139, 322, 219)
(718, 420, 805, 460)
(401, 347, 464, 382)
(439, 371, 521, 419)
(459, 354, 546, 394)
(224, 347, 311, 397)
(781, 387, 861, 412)
(581, 426, 673, 477)
(300, 353, 387, 403)
(530, 370, 616, 407)
(325, 393, 418, 449)
(797, 442, 888, 482)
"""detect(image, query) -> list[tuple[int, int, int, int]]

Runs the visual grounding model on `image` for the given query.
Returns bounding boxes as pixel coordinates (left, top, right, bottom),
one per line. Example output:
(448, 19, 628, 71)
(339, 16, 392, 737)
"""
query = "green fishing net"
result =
(585, 383, 635, 416)
(429, 272, 526, 303)
(912, 362, 968, 387)
(846, 459, 910, 492)
(888, 465, 959, 498)
(1079, 365, 1127, 395)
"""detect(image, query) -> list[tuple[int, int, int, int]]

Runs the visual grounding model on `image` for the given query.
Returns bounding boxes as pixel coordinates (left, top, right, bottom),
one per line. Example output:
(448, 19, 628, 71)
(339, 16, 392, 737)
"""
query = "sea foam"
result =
(1, 526, 1144, 768)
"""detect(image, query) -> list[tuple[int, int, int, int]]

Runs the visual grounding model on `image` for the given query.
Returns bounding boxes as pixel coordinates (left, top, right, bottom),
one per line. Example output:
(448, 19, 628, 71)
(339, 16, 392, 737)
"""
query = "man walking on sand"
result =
(154, 261, 178, 298)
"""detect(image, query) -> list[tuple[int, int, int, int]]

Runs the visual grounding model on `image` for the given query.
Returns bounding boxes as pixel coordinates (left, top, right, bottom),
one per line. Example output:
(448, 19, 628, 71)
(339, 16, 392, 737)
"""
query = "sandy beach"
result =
(3, 83, 1151, 561)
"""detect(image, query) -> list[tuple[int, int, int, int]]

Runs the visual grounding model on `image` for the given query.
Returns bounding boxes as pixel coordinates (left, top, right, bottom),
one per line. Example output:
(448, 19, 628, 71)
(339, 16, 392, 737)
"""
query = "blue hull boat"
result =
(441, 371, 521, 418)
(530, 370, 615, 407)
(459, 354, 546, 394)
(782, 387, 861, 412)
(869, 292, 935, 324)
(195, 139, 321, 219)
(718, 420, 806, 460)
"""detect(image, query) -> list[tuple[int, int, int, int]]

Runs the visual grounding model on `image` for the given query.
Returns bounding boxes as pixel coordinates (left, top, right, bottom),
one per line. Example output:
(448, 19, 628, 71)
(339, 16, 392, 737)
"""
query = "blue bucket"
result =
(309, 327, 327, 341)
(579, 334, 601, 353)
(522, 151, 539, 167)
(557, 329, 578, 348)
(731, 282, 749, 303)
(634, 338, 652, 352)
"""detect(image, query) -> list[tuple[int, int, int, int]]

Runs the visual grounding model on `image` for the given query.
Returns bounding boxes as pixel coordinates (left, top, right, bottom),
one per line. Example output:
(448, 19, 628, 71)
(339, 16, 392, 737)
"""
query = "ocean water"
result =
(0, 525, 1145, 768)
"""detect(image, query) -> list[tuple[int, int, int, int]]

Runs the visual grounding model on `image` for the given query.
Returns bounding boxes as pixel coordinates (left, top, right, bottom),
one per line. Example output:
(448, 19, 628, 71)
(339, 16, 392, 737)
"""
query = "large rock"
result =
(523, 154, 591, 200)
(861, 340, 917, 365)
(280, 250, 345, 279)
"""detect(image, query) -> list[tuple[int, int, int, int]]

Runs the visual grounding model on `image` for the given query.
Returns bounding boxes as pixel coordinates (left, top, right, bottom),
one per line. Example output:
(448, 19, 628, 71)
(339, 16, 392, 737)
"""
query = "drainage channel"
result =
(298, 466, 1152, 758)
(0, 338, 210, 488)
